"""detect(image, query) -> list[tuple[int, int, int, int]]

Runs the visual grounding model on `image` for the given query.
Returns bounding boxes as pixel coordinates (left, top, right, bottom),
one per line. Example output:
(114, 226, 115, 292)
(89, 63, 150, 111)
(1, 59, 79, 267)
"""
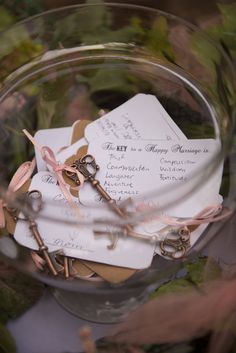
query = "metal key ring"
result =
(169, 246, 187, 259)
(160, 241, 187, 259)
(179, 227, 191, 243)
(160, 235, 188, 259)
(80, 154, 95, 165)
(6, 191, 42, 221)
(27, 190, 42, 200)
(27, 190, 43, 213)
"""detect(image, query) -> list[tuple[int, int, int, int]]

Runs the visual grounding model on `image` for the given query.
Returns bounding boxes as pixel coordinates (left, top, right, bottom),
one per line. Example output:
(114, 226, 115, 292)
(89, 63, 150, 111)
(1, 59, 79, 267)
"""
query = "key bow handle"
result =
(66, 154, 99, 183)
(76, 154, 99, 181)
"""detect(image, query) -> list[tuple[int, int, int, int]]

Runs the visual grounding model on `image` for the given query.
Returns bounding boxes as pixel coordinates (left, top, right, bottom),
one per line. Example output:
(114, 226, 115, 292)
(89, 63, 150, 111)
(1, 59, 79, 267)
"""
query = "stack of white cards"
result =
(14, 94, 223, 270)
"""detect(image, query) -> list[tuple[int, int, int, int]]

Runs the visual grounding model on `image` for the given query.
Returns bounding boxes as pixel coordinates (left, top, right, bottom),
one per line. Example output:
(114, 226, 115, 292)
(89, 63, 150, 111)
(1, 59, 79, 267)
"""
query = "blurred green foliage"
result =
(0, 266, 43, 324)
(0, 6, 16, 30)
(0, 0, 43, 20)
(191, 3, 236, 67)
(151, 257, 221, 299)
(191, 3, 236, 109)
(0, 322, 16, 353)
(210, 3, 236, 59)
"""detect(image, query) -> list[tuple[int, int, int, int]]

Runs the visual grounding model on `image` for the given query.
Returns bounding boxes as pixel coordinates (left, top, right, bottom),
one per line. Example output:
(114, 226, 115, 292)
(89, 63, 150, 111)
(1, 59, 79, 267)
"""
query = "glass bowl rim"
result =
(0, 2, 235, 291)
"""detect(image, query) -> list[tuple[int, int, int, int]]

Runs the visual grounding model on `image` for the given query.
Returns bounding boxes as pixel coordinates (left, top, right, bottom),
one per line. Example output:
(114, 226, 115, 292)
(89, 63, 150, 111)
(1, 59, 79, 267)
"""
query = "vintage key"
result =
(66, 154, 160, 249)
(66, 155, 126, 217)
(160, 227, 191, 259)
(8, 190, 59, 276)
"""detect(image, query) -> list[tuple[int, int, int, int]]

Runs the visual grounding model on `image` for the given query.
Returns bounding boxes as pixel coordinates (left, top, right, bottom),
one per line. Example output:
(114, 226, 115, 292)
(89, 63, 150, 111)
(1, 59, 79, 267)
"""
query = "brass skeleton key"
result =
(27, 191, 59, 275)
(66, 155, 127, 218)
(66, 154, 158, 249)
(8, 190, 58, 276)
(28, 219, 58, 276)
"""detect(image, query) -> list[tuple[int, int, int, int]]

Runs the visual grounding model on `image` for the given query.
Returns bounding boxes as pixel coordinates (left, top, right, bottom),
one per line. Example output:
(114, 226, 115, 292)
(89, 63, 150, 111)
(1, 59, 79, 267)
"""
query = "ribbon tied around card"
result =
(23, 129, 84, 212)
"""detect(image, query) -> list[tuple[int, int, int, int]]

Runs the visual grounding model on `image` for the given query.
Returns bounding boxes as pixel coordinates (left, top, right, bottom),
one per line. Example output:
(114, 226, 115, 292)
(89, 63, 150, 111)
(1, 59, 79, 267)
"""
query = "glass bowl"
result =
(0, 3, 235, 323)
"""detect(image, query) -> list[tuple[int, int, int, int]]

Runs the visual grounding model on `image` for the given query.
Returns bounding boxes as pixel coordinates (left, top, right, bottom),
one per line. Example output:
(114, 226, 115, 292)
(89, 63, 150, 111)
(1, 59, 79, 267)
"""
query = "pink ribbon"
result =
(136, 203, 231, 227)
(23, 129, 84, 210)
(0, 159, 36, 228)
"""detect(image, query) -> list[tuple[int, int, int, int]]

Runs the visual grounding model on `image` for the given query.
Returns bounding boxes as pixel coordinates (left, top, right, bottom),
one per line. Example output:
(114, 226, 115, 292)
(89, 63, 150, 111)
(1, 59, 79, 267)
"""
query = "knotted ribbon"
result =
(23, 129, 84, 211)
(136, 203, 231, 228)
(0, 159, 36, 228)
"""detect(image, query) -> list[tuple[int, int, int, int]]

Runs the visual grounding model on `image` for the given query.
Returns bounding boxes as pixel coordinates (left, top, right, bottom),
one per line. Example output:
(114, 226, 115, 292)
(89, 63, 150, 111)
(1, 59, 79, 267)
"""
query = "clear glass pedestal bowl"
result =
(0, 3, 235, 323)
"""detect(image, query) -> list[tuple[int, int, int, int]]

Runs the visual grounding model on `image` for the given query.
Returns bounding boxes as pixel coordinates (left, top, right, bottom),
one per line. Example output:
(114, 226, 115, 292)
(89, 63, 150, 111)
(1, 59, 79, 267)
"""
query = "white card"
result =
(85, 94, 187, 142)
(55, 94, 186, 165)
(13, 172, 155, 269)
(79, 138, 223, 221)
(56, 137, 87, 165)
(56, 94, 187, 165)
(34, 127, 72, 171)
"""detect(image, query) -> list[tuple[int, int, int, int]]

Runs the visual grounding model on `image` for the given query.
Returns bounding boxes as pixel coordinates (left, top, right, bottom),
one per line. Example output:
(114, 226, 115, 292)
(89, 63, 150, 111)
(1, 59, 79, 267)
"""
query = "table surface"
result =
(7, 212, 236, 353)
(7, 289, 111, 353)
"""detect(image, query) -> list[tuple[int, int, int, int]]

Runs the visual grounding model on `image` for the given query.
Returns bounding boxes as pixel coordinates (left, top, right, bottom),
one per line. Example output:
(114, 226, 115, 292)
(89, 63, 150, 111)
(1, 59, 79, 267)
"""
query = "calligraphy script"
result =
(85, 93, 187, 142)
(79, 138, 221, 206)
(14, 172, 155, 269)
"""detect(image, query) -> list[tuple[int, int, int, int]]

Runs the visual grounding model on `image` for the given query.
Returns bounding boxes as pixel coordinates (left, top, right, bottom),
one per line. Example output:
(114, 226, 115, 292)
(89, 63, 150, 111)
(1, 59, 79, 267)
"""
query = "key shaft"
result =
(29, 219, 58, 276)
(90, 178, 127, 218)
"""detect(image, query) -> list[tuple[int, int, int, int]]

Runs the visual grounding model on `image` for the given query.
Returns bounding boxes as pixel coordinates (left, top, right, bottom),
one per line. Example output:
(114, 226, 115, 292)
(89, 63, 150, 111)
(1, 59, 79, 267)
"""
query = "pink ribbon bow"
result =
(0, 159, 36, 228)
(23, 129, 84, 211)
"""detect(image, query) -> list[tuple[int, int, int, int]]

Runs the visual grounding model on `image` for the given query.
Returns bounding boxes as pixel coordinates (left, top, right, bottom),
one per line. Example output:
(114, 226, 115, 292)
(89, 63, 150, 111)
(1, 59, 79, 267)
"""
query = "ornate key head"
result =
(160, 238, 187, 259)
(27, 190, 43, 213)
(6, 190, 42, 221)
(66, 154, 100, 184)
(159, 227, 190, 259)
